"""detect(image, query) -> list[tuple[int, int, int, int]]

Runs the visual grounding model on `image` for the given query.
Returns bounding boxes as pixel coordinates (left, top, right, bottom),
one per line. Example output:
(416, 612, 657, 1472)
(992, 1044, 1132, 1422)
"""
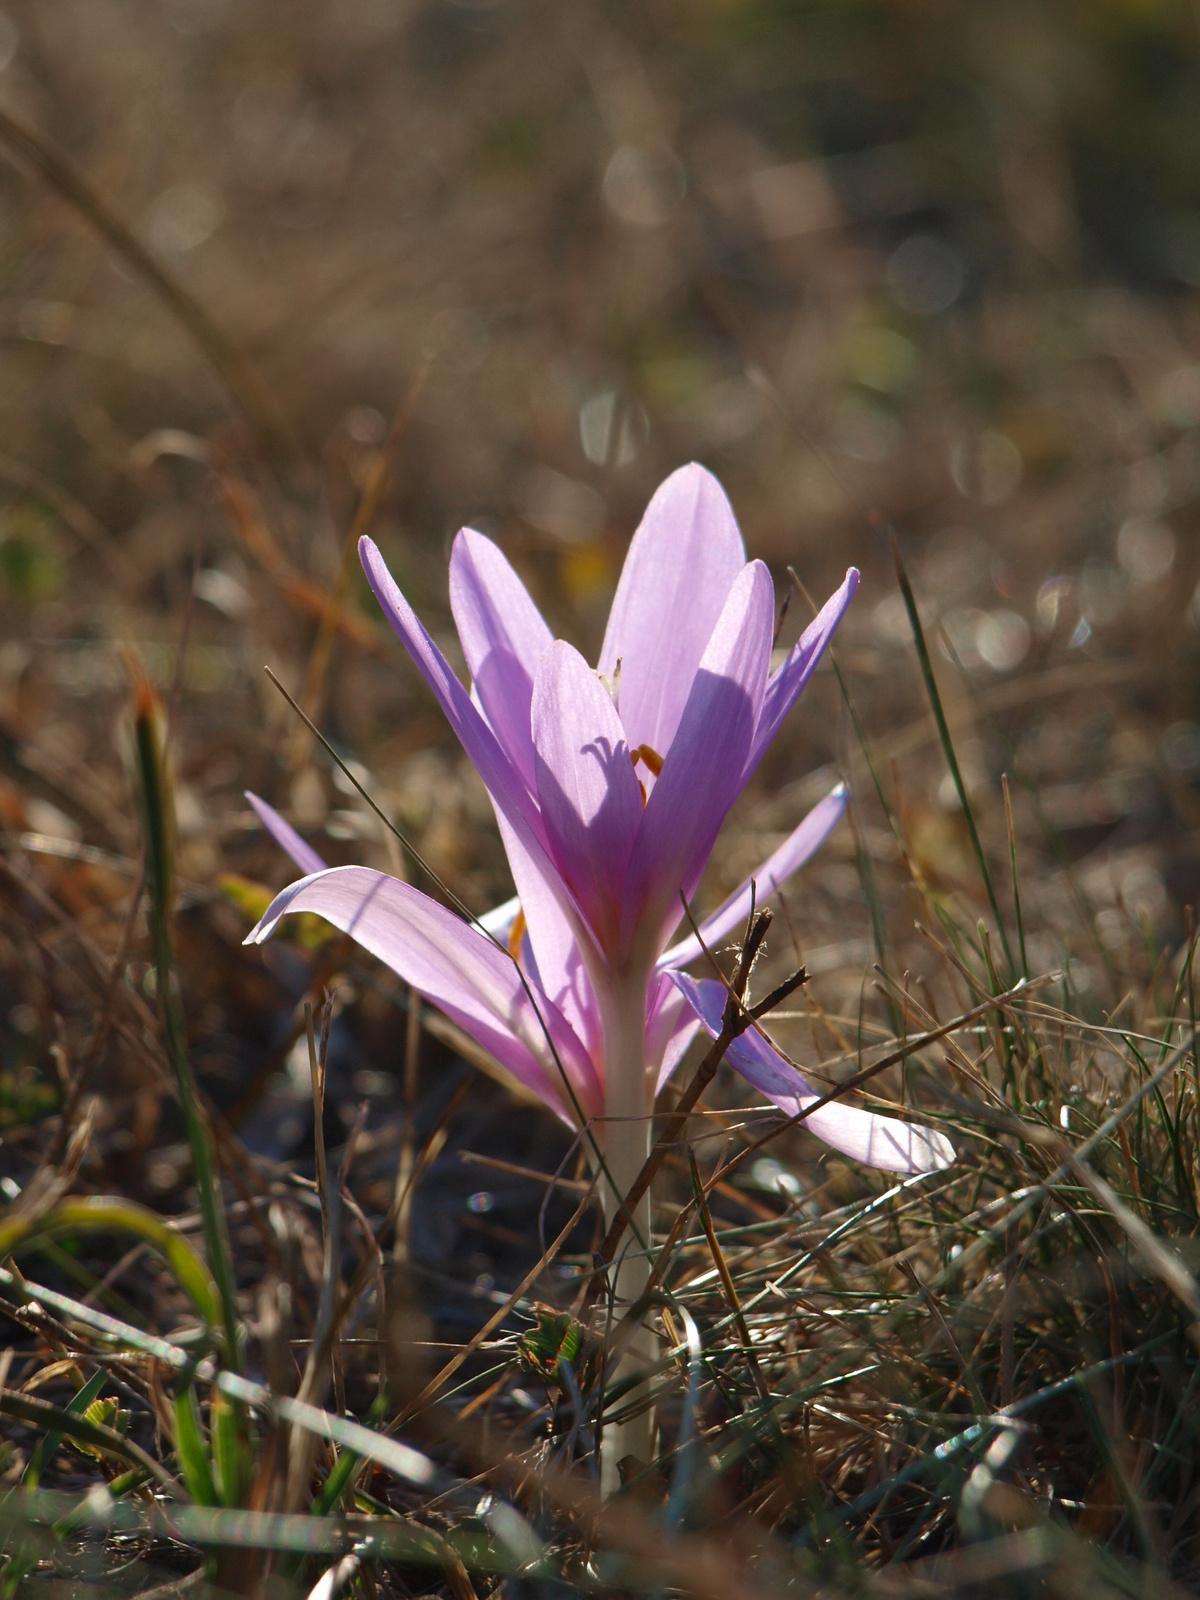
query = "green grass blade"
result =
(309, 1390, 386, 1518)
(309, 1445, 360, 1517)
(3, 1490, 525, 1575)
(173, 1381, 219, 1507)
(51, 1470, 154, 1540)
(1001, 774, 1029, 981)
(132, 680, 241, 1370)
(0, 1197, 220, 1327)
(805, 613, 903, 1031)
(209, 1386, 249, 1508)
(0, 1260, 532, 1525)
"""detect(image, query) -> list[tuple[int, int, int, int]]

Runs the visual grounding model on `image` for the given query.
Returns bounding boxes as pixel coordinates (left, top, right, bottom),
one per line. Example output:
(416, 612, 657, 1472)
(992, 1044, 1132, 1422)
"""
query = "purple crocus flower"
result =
(245, 465, 954, 1184)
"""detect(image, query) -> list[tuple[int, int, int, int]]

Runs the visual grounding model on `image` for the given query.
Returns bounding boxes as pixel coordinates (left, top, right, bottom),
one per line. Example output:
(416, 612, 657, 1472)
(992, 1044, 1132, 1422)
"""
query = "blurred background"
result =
(3, 0, 1200, 1292)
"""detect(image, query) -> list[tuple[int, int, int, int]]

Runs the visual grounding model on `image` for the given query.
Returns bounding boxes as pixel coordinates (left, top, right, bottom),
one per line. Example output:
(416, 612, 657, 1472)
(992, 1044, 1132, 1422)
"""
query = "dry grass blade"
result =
(393, 1177, 598, 1427)
(709, 975, 1054, 1191)
(217, 473, 387, 650)
(1063, 1148, 1200, 1329)
(304, 1551, 362, 1600)
(288, 363, 428, 770)
(688, 1149, 771, 1410)
(0, 105, 291, 468)
(937, 1034, 1195, 1291)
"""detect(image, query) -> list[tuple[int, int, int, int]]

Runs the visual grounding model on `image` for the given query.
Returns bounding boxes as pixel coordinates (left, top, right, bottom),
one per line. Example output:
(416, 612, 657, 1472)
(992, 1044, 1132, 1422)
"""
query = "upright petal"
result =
(245, 791, 328, 878)
(672, 973, 956, 1173)
(450, 529, 553, 791)
(745, 568, 859, 779)
(597, 464, 746, 759)
(247, 866, 601, 1124)
(532, 641, 644, 956)
(659, 784, 847, 970)
(620, 560, 774, 965)
(494, 808, 603, 1063)
(359, 536, 583, 930)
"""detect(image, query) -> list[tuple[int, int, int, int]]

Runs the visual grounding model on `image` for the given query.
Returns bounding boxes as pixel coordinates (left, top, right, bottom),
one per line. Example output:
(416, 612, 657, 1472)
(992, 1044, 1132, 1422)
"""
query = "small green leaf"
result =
(24, 1367, 108, 1487)
(0, 1389, 177, 1493)
(216, 873, 273, 922)
(75, 1398, 130, 1460)
(173, 1382, 218, 1508)
(219, 874, 336, 949)
(518, 1305, 583, 1381)
(0, 1069, 58, 1130)
(0, 505, 63, 602)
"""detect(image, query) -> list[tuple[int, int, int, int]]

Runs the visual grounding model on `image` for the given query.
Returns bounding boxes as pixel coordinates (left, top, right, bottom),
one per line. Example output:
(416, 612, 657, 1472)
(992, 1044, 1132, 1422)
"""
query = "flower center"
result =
(628, 744, 664, 806)
(506, 907, 527, 962)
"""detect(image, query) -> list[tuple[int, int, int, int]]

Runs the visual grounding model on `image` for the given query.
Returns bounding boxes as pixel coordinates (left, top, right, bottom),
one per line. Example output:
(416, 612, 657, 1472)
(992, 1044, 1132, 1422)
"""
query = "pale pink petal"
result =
(597, 464, 746, 760)
(493, 809, 603, 1063)
(659, 784, 847, 970)
(245, 791, 328, 878)
(449, 529, 553, 791)
(247, 865, 601, 1123)
(745, 568, 859, 779)
(359, 536, 587, 935)
(646, 971, 701, 1095)
(671, 973, 956, 1173)
(360, 536, 535, 826)
(531, 641, 644, 956)
(620, 561, 774, 966)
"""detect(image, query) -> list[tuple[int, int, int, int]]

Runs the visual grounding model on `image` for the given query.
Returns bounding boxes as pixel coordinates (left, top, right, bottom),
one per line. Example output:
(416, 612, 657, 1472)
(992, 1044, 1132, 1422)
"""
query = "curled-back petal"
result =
(246, 866, 601, 1124)
(245, 791, 328, 878)
(620, 560, 774, 965)
(660, 783, 847, 970)
(532, 641, 643, 955)
(671, 973, 956, 1174)
(450, 529, 553, 791)
(745, 568, 859, 780)
(598, 464, 746, 760)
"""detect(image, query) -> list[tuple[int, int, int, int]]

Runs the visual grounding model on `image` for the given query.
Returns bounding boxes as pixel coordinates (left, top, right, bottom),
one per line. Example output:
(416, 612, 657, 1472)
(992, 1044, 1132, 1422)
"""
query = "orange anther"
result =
(631, 744, 664, 777)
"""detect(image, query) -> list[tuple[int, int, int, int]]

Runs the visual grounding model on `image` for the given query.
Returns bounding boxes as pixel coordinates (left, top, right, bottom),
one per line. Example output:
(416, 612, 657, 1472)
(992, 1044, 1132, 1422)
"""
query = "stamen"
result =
(631, 743, 664, 777)
(506, 907, 527, 961)
(599, 657, 623, 707)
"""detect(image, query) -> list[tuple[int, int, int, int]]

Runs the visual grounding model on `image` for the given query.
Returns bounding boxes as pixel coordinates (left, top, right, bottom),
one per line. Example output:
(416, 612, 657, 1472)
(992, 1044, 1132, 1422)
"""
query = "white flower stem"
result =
(598, 968, 656, 1493)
